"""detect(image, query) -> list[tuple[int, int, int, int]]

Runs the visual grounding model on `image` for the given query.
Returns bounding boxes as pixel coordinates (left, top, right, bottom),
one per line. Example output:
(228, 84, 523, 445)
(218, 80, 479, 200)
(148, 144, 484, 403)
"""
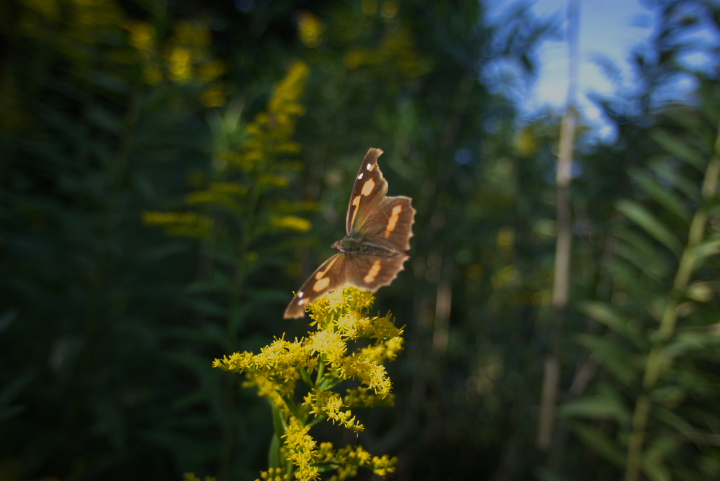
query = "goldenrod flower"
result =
(214, 287, 401, 479)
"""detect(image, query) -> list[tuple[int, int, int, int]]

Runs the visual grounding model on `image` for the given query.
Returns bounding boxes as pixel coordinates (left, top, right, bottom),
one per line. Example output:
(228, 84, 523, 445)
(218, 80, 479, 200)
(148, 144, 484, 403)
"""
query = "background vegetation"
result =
(2, 0, 720, 480)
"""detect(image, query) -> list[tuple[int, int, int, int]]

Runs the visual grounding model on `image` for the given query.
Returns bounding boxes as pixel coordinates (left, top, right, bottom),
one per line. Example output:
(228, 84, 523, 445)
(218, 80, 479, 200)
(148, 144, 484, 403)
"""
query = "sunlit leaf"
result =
(696, 236, 720, 261)
(665, 331, 720, 357)
(558, 394, 630, 425)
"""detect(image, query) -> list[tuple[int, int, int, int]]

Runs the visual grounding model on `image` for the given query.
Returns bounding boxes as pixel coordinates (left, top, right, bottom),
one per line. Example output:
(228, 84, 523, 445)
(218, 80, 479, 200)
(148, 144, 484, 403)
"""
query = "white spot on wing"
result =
(358, 172, 364, 179)
(298, 291, 304, 298)
(366, 163, 372, 170)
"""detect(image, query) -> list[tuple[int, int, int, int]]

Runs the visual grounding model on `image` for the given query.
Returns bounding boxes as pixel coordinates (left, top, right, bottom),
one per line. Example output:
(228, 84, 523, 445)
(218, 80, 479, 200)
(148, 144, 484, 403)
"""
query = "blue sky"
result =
(505, 0, 717, 138)
(525, 0, 654, 136)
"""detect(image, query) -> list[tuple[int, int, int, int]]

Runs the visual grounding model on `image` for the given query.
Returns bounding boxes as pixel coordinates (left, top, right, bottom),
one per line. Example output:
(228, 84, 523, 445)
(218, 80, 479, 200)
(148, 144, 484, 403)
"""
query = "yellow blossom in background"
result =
(168, 47, 193, 83)
(182, 474, 216, 481)
(224, 61, 309, 172)
(297, 10, 326, 48)
(146, 62, 309, 249)
(380, 0, 399, 19)
(361, 0, 378, 16)
(122, 18, 227, 103)
(344, 26, 428, 81)
(492, 265, 520, 291)
(270, 215, 312, 233)
(496, 226, 515, 250)
(142, 211, 214, 238)
(126, 21, 154, 52)
(257, 467, 291, 481)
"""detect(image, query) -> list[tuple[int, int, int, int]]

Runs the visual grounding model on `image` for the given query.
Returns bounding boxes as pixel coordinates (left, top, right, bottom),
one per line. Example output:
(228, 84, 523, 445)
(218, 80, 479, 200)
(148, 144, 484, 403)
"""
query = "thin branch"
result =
(537, 0, 580, 452)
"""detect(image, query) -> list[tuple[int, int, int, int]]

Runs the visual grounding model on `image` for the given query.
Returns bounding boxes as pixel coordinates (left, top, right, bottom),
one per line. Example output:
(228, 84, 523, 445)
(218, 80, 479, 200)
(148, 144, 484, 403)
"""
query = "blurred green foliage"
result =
(1, 0, 720, 480)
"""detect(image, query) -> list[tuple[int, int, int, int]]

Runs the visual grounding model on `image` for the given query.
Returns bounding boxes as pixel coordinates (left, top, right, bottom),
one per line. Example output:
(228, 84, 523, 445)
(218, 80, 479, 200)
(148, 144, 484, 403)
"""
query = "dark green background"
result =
(2, 0, 720, 480)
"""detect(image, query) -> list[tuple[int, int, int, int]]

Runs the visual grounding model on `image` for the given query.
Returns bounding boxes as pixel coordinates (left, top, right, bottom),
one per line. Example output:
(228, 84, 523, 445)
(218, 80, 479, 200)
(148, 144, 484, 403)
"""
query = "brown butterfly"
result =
(284, 148, 415, 318)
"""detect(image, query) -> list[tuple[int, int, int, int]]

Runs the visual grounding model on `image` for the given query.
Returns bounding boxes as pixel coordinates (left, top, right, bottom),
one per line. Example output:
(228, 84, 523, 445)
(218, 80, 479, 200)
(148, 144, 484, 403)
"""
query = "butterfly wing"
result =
(345, 148, 389, 235)
(344, 253, 410, 291)
(357, 196, 415, 253)
(283, 254, 347, 318)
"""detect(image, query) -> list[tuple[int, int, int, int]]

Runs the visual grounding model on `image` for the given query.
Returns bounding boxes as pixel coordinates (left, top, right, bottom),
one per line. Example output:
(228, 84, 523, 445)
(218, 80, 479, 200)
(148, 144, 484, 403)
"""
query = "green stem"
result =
(625, 120, 720, 481)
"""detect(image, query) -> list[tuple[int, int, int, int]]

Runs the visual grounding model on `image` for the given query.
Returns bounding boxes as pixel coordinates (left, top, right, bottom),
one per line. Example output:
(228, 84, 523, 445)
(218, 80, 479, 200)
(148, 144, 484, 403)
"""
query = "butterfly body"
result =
(284, 148, 415, 319)
(332, 235, 404, 257)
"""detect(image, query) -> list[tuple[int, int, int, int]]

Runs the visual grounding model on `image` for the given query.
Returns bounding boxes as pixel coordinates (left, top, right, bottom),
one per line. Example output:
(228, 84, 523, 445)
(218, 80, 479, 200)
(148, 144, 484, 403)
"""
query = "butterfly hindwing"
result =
(283, 254, 347, 318)
(344, 253, 410, 292)
(346, 148, 389, 235)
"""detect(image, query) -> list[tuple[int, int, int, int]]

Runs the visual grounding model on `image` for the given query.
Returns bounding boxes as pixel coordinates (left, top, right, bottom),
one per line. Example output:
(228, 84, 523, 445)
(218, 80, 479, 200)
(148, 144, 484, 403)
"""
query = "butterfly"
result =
(284, 148, 416, 318)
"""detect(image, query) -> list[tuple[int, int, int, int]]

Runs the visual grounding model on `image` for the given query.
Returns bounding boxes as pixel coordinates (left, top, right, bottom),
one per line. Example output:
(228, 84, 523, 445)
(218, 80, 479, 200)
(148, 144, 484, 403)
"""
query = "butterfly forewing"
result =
(360, 196, 415, 253)
(284, 254, 347, 318)
(346, 148, 389, 235)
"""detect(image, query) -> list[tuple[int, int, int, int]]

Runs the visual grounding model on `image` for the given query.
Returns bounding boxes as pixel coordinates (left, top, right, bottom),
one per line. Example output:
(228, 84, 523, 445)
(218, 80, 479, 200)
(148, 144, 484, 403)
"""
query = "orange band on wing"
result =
(363, 260, 382, 284)
(316, 256, 339, 279)
(313, 277, 330, 292)
(385, 204, 403, 237)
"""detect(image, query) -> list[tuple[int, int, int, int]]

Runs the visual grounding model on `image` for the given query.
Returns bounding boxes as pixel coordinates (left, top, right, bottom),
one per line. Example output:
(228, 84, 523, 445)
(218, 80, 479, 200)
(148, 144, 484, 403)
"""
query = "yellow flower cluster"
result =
(213, 286, 402, 479)
(256, 467, 291, 481)
(315, 443, 398, 481)
(182, 473, 216, 481)
(343, 386, 394, 408)
(305, 391, 364, 432)
(283, 418, 320, 480)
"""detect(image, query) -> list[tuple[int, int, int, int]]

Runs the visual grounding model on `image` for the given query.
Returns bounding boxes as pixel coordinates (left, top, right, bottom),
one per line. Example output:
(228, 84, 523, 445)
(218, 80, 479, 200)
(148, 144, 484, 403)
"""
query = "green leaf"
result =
(577, 334, 640, 386)
(629, 167, 691, 221)
(535, 467, 572, 481)
(696, 236, 720, 261)
(558, 395, 629, 424)
(87, 104, 125, 136)
(651, 162, 701, 203)
(651, 130, 706, 171)
(665, 331, 720, 357)
(653, 405, 693, 433)
(642, 434, 675, 481)
(577, 301, 647, 350)
(185, 299, 228, 317)
(570, 421, 625, 468)
(617, 199, 683, 254)
(613, 230, 669, 282)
